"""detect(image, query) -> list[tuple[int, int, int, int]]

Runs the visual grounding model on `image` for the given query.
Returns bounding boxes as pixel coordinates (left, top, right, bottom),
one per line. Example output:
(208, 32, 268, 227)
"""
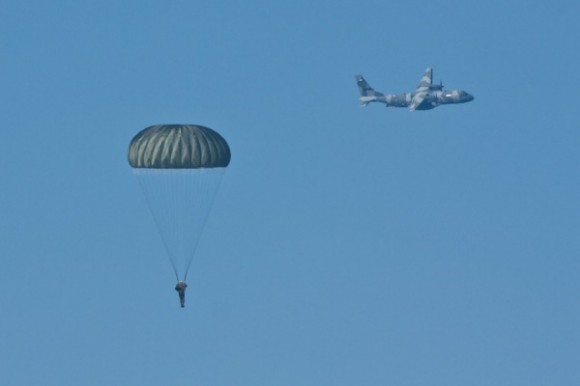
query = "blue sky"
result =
(1, 1, 579, 385)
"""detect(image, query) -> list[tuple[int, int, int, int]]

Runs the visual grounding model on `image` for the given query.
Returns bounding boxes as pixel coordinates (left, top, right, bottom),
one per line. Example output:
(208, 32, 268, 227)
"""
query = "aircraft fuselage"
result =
(387, 90, 474, 110)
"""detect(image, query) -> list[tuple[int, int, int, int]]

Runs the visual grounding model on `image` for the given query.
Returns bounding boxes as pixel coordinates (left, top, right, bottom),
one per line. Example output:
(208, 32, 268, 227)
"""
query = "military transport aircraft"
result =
(355, 68, 474, 111)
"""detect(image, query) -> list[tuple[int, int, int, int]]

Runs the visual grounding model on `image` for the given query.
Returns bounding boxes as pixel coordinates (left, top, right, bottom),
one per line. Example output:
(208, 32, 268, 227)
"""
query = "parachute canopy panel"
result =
(128, 124, 231, 169)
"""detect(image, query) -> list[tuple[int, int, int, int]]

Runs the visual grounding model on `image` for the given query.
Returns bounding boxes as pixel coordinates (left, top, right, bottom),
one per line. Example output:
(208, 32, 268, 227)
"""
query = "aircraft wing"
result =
(415, 68, 433, 92)
(409, 92, 426, 111)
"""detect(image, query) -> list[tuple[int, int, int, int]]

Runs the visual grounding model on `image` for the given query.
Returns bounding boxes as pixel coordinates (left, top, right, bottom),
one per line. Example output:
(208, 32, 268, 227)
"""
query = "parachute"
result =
(128, 124, 231, 281)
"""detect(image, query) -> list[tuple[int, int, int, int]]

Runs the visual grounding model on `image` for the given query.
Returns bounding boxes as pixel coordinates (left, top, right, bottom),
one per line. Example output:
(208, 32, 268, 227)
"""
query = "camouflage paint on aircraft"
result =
(355, 68, 474, 111)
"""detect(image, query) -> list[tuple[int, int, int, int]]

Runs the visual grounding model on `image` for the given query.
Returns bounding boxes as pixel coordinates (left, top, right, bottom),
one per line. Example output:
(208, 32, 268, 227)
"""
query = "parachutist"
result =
(175, 281, 187, 308)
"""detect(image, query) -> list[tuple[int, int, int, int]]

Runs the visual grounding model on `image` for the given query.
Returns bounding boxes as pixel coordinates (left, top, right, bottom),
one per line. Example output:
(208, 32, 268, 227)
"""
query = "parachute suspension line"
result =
(135, 169, 182, 280)
(134, 168, 226, 281)
(182, 168, 227, 282)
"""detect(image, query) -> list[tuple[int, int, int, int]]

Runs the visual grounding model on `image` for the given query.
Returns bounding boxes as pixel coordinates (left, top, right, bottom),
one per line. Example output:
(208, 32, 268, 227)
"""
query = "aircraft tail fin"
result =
(355, 75, 375, 96)
(355, 75, 384, 106)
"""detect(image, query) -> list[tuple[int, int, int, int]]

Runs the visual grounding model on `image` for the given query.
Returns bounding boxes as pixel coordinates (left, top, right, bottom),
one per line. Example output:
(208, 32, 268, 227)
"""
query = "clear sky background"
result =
(1, 1, 579, 385)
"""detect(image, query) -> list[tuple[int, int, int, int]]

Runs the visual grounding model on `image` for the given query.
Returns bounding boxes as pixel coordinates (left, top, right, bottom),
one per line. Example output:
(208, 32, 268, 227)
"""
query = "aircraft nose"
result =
(464, 92, 474, 101)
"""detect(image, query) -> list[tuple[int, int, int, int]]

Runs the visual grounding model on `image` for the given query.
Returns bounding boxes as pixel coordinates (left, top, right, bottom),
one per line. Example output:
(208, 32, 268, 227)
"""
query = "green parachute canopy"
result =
(128, 124, 231, 169)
